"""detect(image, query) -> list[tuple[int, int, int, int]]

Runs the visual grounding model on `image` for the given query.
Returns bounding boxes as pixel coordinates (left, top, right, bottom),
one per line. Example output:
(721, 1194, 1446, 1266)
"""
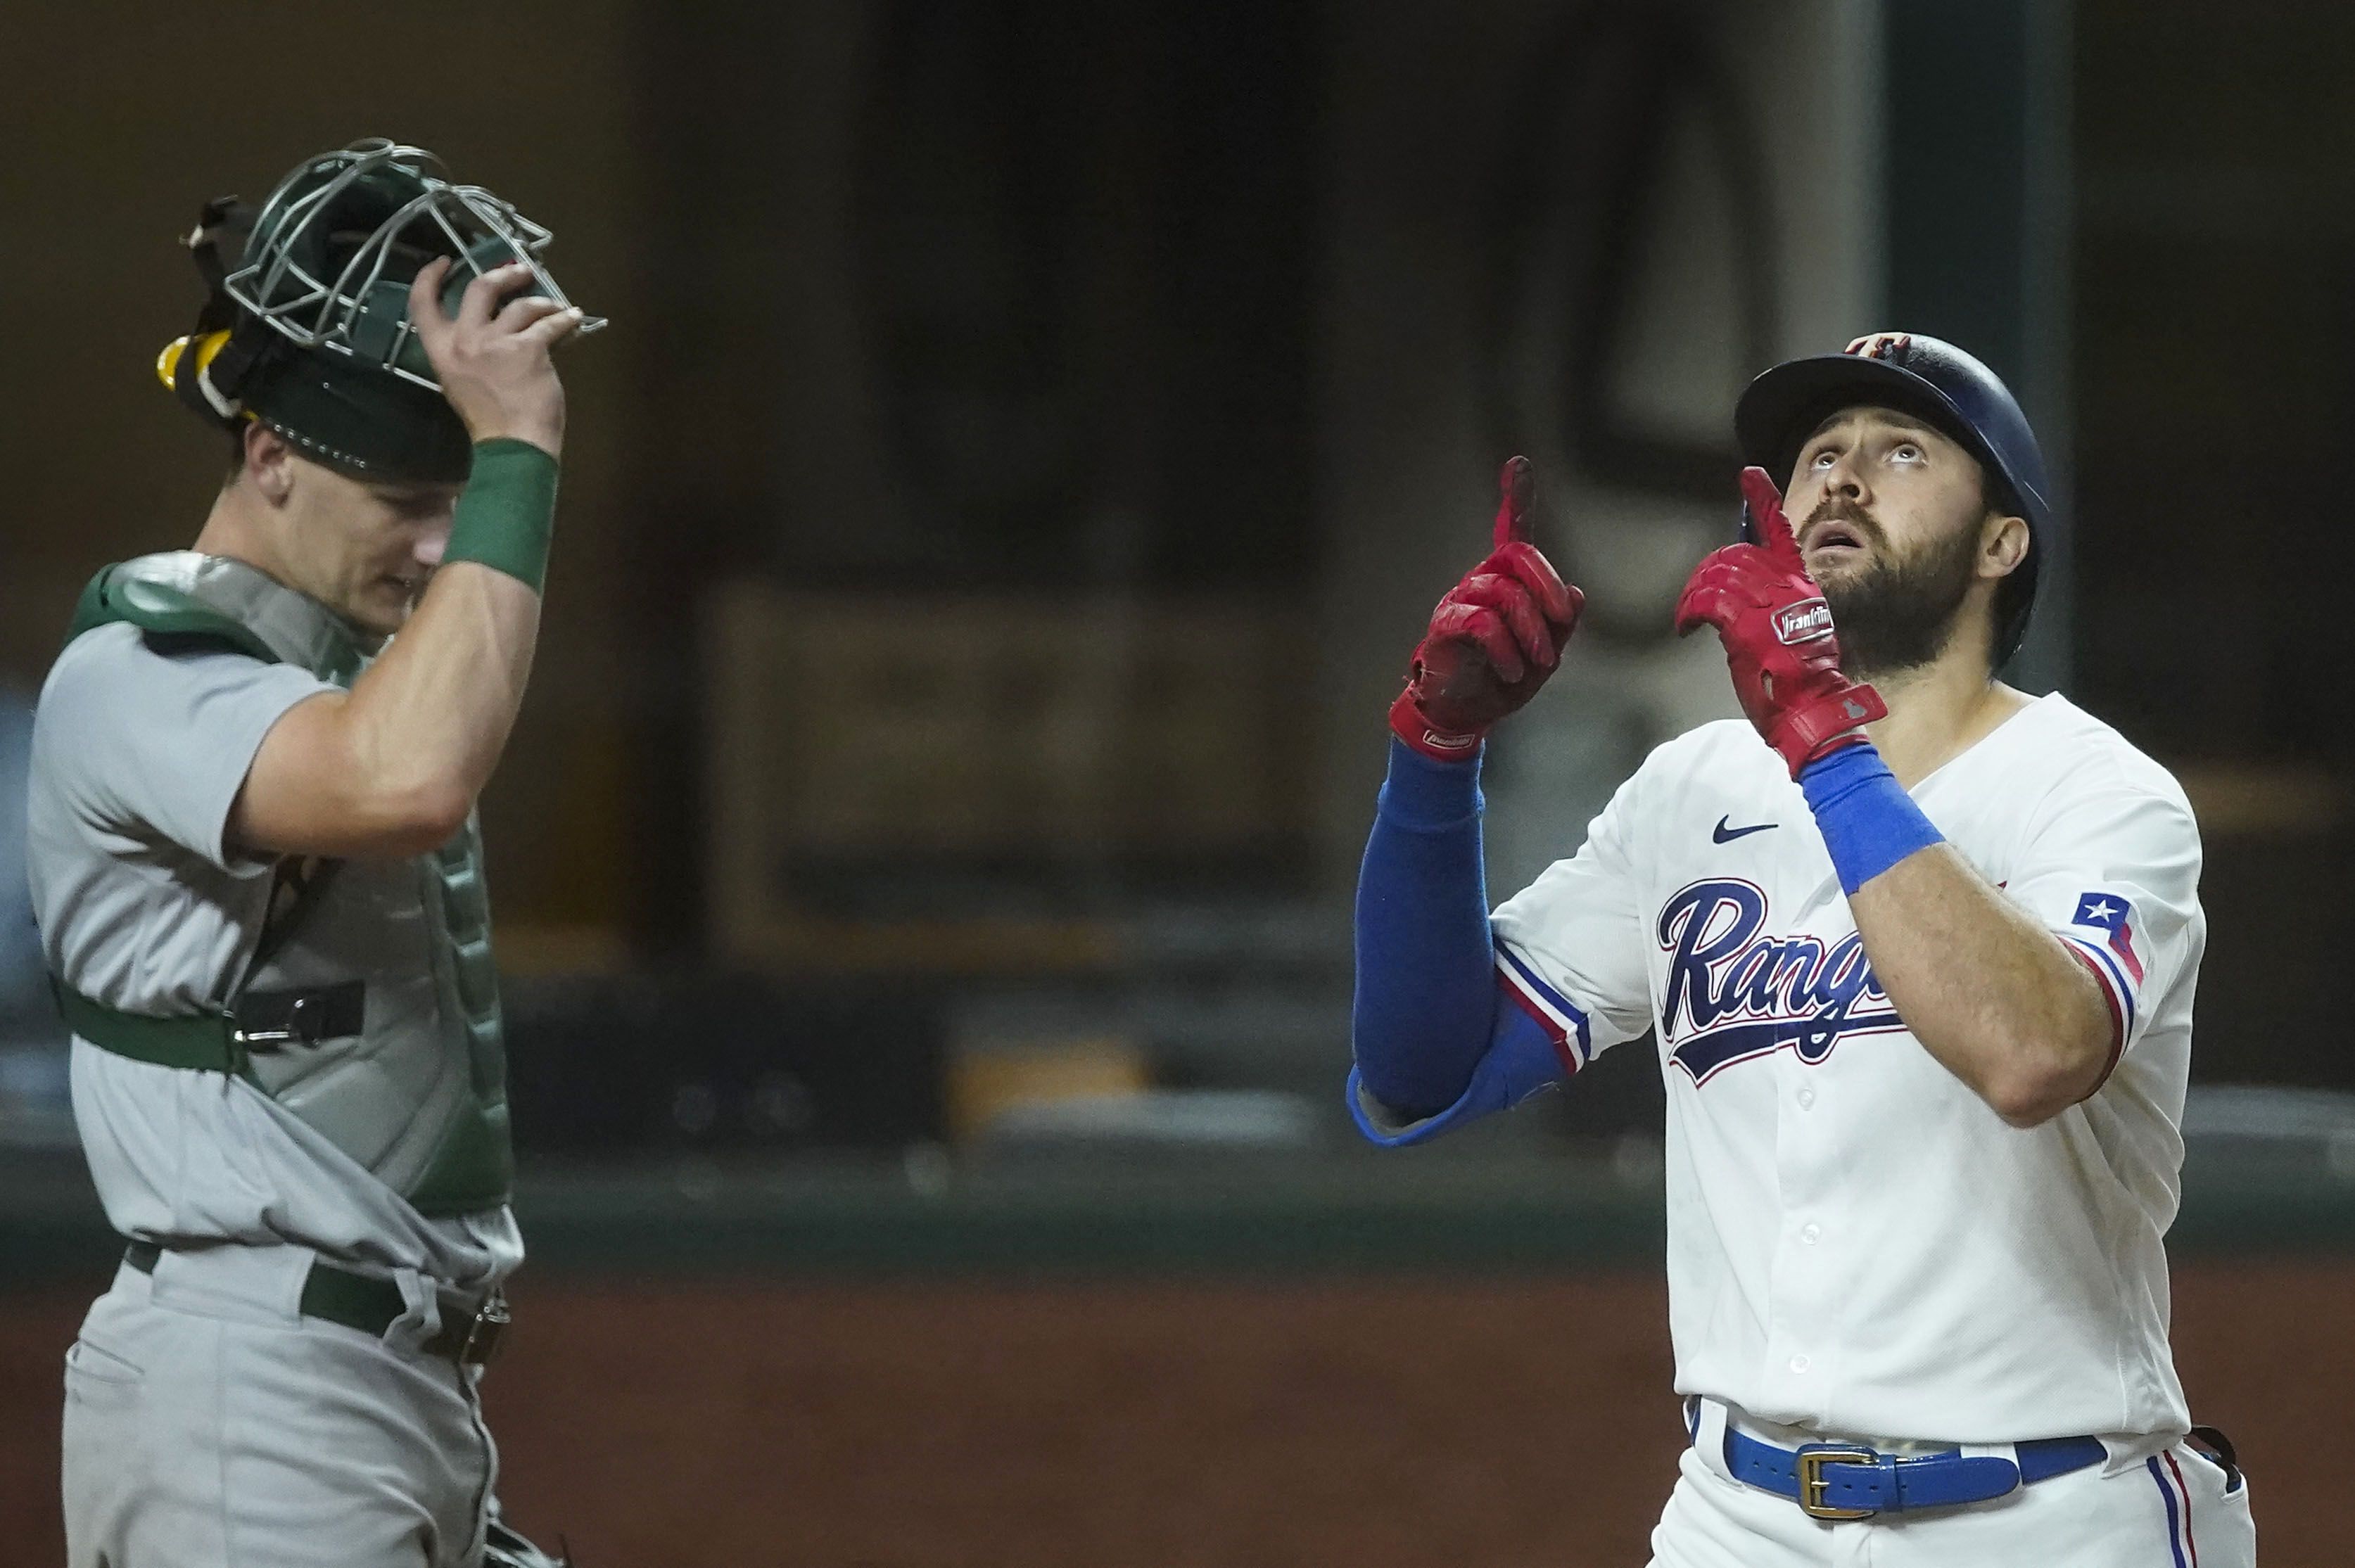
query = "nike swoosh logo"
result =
(1712, 815, 1777, 844)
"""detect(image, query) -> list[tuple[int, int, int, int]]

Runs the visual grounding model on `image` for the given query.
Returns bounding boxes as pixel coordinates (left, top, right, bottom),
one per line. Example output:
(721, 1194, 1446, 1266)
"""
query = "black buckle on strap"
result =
(231, 980, 364, 1051)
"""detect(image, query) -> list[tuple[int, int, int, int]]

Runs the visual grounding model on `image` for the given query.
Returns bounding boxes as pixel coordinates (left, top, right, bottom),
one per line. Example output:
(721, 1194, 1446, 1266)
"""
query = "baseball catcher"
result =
(1352, 334, 2252, 1564)
(32, 139, 590, 1568)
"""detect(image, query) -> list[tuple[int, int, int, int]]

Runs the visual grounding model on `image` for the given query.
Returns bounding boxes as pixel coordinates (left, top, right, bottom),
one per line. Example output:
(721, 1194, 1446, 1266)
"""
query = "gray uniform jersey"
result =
(28, 620, 519, 1290)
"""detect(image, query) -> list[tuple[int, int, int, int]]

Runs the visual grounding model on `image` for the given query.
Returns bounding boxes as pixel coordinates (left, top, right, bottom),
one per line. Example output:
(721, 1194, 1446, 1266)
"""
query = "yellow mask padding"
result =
(155, 329, 231, 392)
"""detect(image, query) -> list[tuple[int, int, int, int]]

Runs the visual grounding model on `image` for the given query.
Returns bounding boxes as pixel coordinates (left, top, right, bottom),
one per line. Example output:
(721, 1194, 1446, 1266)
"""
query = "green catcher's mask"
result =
(159, 138, 604, 483)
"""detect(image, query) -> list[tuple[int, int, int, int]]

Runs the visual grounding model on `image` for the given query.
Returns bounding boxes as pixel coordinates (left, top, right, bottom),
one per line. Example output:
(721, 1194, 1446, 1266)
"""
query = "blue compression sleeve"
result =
(1352, 740, 1493, 1118)
(1347, 1009, 1566, 1147)
(1799, 741, 1946, 895)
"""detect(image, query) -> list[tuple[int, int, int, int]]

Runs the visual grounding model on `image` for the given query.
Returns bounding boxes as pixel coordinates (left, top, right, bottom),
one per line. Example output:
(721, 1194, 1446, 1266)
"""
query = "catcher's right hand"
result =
(1388, 457, 1584, 763)
(408, 257, 584, 460)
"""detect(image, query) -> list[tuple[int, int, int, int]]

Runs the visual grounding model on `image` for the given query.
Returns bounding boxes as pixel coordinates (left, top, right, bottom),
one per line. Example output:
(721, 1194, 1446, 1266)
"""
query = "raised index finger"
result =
(1493, 454, 1535, 549)
(1738, 466, 1802, 563)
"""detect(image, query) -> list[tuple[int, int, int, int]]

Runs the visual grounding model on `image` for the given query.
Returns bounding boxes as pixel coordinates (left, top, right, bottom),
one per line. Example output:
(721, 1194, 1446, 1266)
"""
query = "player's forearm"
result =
(1845, 845, 2114, 1125)
(1801, 742, 2112, 1124)
(338, 440, 559, 842)
(338, 562, 540, 834)
(1351, 739, 1502, 1118)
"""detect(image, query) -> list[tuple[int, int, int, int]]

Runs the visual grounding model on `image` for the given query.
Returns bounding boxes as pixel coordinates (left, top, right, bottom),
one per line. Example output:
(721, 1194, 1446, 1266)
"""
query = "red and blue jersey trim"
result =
(1495, 943, 1592, 1076)
(2057, 936, 2133, 1088)
(2059, 931, 2138, 1054)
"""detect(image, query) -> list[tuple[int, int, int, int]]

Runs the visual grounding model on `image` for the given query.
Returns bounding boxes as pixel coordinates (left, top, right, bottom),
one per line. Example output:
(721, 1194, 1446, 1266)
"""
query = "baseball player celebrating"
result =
(30, 141, 589, 1568)
(1350, 334, 2254, 1564)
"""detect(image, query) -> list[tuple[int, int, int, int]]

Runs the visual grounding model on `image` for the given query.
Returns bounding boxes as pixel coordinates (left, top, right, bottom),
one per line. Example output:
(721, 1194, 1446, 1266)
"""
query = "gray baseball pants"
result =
(62, 1245, 498, 1568)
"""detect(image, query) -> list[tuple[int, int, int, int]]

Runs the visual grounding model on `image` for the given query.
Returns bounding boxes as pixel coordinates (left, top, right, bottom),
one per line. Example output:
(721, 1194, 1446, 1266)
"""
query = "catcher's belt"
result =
(122, 1240, 509, 1368)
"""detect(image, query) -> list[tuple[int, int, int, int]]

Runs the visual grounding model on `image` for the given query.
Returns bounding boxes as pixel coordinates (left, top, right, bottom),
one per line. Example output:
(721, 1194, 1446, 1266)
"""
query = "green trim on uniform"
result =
(65, 565, 283, 663)
(443, 438, 559, 593)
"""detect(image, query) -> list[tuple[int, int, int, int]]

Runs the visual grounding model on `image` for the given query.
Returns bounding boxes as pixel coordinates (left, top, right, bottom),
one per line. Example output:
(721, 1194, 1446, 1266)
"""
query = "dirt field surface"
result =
(2, 1263, 2340, 1567)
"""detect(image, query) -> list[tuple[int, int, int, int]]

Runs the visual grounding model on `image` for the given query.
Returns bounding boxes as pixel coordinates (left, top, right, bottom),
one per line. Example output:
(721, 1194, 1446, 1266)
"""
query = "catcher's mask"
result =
(157, 137, 604, 483)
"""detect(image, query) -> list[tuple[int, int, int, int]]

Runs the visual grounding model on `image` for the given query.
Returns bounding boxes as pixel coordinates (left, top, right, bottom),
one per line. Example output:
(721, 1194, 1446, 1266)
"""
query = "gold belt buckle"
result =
(1795, 1446, 1879, 1521)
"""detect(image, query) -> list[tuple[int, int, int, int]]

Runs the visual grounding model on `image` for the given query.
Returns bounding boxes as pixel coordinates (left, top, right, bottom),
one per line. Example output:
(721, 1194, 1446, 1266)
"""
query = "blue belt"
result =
(1725, 1425, 2107, 1520)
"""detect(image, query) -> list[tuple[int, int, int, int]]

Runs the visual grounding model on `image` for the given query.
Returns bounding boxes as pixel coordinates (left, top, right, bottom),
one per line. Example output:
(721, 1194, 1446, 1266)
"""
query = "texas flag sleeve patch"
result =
(2059, 891, 2148, 1065)
(2071, 892, 2146, 985)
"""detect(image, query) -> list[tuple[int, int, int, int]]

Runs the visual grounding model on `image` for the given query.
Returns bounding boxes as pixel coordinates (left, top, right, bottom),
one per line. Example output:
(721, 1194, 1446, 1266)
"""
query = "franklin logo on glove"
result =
(1673, 467, 1886, 777)
(1774, 600, 1835, 644)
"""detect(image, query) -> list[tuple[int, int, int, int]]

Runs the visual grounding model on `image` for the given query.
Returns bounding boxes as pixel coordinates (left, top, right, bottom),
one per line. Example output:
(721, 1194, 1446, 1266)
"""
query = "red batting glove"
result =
(1673, 467, 1888, 777)
(1389, 457, 1585, 763)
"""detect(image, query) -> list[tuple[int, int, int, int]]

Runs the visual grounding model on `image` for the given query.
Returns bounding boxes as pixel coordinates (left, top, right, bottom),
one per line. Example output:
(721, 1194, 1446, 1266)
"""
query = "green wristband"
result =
(444, 438, 560, 592)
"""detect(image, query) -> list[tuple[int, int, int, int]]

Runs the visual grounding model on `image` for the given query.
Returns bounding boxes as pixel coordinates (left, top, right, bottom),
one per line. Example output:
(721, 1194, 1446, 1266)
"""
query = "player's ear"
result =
(245, 421, 298, 506)
(1978, 510, 2030, 582)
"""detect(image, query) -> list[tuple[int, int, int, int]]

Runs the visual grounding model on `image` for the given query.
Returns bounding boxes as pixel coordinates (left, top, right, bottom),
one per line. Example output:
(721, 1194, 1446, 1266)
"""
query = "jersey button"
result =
(1789, 1354, 1811, 1374)
(1800, 1223, 1822, 1246)
(1796, 1087, 1816, 1109)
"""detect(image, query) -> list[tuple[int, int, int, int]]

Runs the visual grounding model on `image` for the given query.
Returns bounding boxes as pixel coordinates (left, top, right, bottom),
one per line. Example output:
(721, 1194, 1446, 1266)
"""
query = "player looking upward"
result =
(31, 141, 592, 1568)
(1350, 334, 2253, 1565)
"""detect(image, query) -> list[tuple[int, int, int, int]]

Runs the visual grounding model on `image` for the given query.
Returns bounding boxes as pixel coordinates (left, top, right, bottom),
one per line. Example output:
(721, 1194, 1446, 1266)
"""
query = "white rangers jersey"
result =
(1489, 692, 2203, 1444)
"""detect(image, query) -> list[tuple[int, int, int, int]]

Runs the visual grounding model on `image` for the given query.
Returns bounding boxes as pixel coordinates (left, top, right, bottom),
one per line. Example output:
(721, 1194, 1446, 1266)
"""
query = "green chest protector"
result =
(54, 553, 514, 1214)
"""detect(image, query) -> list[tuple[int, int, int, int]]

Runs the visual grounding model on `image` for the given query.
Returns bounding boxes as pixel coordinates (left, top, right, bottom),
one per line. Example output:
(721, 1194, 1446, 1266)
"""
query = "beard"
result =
(1810, 500, 1981, 679)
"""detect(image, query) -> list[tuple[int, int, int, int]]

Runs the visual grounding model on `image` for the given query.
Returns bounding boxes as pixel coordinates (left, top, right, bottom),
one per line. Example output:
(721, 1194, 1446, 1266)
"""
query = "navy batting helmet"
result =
(1734, 332, 2052, 665)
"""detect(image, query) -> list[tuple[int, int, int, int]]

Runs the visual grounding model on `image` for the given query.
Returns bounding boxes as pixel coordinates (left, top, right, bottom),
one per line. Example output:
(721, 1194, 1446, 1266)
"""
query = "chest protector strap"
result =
(53, 856, 345, 1076)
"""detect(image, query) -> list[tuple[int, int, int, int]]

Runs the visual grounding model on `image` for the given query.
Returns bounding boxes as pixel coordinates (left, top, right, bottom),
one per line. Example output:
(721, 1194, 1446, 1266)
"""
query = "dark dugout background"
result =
(3, 0, 2353, 1562)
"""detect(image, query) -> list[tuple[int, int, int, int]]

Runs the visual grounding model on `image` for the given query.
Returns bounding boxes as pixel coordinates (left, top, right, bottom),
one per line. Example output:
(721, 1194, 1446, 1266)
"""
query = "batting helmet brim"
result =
(1734, 354, 2048, 532)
